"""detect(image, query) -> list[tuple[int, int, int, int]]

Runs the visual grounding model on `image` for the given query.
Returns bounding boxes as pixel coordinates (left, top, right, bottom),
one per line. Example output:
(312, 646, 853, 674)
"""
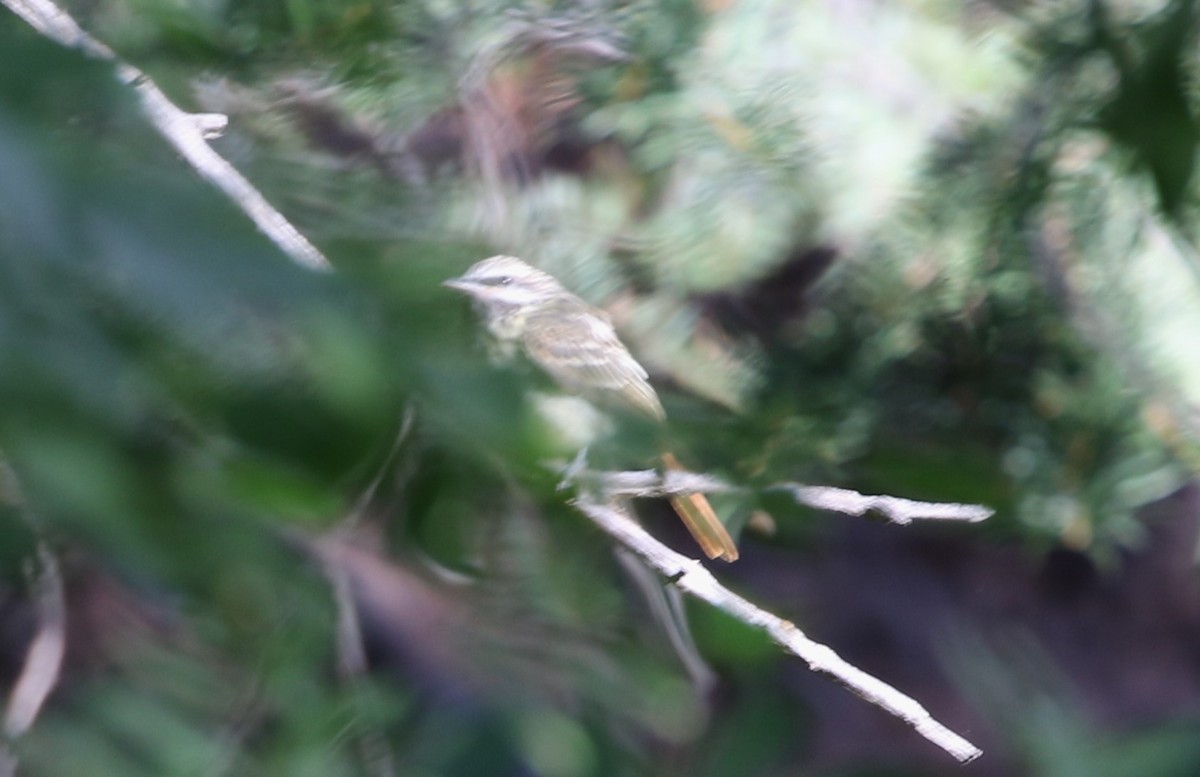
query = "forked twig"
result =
(573, 497, 983, 763)
(572, 467, 990, 760)
(2, 0, 330, 272)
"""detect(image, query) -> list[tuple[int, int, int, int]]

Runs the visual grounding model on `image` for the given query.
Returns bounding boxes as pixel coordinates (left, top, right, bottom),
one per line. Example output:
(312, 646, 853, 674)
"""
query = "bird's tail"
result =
(661, 452, 739, 562)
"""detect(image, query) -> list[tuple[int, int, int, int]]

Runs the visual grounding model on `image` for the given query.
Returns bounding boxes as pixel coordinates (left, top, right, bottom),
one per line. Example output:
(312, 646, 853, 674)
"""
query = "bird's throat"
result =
(479, 304, 528, 363)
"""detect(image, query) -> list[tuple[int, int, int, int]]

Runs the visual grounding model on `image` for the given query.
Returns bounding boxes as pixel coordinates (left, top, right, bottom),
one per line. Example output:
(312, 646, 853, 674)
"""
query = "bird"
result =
(444, 255, 739, 562)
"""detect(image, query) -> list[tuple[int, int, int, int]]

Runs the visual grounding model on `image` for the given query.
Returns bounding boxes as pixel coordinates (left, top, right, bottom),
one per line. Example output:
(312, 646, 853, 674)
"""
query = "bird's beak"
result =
(442, 277, 475, 293)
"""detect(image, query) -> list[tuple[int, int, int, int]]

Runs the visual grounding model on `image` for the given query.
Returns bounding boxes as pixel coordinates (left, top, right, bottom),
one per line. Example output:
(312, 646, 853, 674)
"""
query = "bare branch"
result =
(3, 542, 66, 737)
(2, 0, 331, 273)
(772, 484, 995, 525)
(585, 468, 994, 525)
(3, 0, 109, 56)
(590, 468, 734, 498)
(321, 546, 396, 777)
(572, 497, 983, 764)
(346, 406, 418, 528)
(1, 541, 67, 777)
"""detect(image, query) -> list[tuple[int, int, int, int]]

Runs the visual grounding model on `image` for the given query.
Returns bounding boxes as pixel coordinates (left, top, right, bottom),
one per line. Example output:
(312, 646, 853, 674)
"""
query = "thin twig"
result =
(1, 541, 67, 777)
(324, 555, 395, 777)
(2, 0, 331, 273)
(345, 406, 417, 528)
(592, 468, 734, 498)
(573, 497, 983, 763)
(588, 468, 994, 525)
(771, 484, 994, 524)
(613, 548, 718, 695)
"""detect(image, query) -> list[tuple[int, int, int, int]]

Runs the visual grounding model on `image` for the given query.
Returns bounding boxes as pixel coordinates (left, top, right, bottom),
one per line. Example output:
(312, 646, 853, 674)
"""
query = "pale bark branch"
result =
(3, 542, 65, 737)
(2, 0, 331, 273)
(579, 459, 991, 763)
(573, 497, 983, 764)
(589, 468, 994, 525)
(772, 483, 994, 524)
(591, 468, 734, 497)
(0, 541, 67, 777)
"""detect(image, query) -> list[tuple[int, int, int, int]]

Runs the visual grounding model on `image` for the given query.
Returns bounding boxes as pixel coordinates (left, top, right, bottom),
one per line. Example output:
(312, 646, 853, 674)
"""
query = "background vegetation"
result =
(2, 1, 1200, 775)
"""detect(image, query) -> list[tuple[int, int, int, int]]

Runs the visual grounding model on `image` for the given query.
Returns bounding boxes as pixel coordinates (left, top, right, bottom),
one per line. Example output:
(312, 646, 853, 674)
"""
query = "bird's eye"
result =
(497, 276, 513, 286)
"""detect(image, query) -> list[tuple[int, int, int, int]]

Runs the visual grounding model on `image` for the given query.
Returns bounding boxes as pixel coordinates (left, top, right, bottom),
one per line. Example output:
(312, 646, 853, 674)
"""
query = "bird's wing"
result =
(522, 301, 666, 420)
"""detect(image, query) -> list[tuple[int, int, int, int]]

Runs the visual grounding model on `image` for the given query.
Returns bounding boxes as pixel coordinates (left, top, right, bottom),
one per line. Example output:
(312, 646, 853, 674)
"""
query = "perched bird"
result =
(444, 255, 739, 562)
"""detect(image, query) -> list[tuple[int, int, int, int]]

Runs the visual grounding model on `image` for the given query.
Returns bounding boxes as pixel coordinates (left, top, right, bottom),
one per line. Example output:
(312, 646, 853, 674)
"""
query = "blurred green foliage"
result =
(3, 0, 1200, 775)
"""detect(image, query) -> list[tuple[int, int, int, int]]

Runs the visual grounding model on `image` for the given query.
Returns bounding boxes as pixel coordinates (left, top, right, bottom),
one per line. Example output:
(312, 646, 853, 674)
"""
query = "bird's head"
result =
(443, 255, 567, 313)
